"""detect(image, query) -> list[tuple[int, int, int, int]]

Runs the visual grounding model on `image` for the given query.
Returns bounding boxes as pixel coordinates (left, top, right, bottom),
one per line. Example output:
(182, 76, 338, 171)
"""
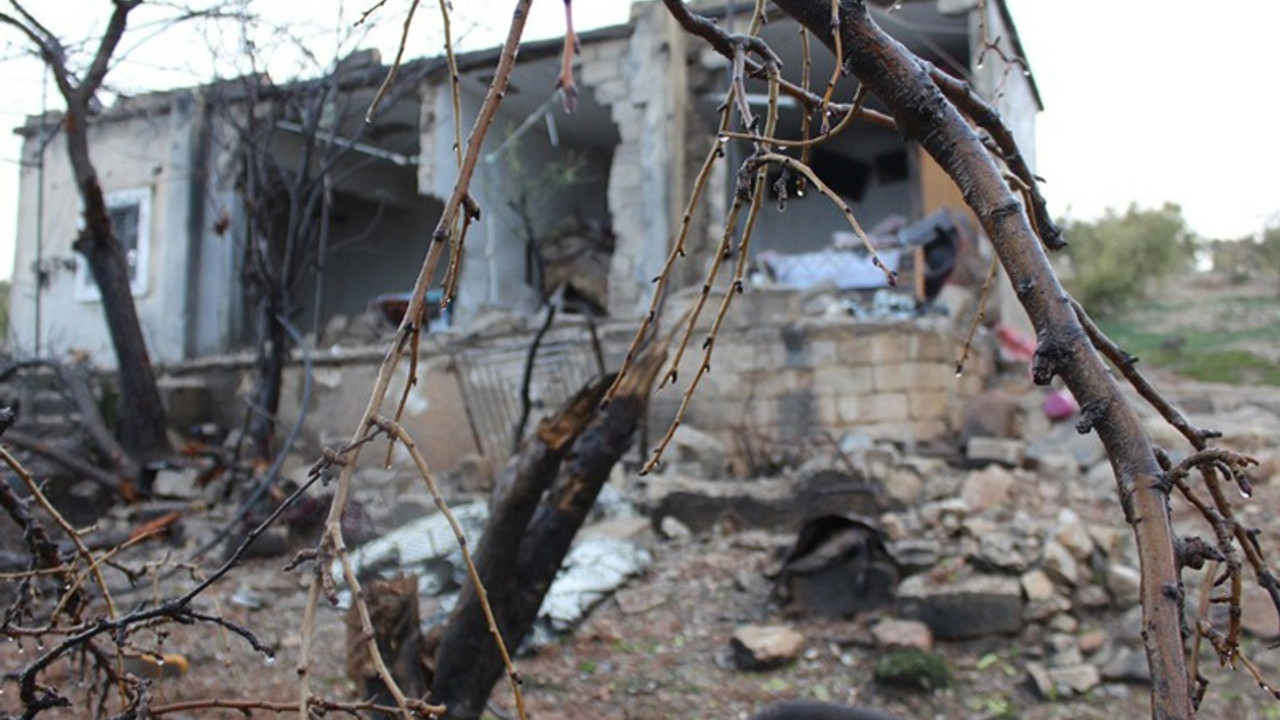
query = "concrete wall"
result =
(972, 0, 1041, 339)
(291, 187, 445, 327)
(591, 2, 689, 317)
(9, 94, 205, 368)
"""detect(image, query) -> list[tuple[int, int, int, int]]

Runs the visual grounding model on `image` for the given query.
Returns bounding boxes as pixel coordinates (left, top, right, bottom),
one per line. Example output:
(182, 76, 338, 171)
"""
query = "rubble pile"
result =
(604, 374, 1280, 706)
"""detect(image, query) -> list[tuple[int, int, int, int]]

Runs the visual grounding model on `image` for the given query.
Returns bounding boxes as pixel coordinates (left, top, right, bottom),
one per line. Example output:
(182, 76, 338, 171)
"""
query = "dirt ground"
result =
(6, 490, 1280, 720)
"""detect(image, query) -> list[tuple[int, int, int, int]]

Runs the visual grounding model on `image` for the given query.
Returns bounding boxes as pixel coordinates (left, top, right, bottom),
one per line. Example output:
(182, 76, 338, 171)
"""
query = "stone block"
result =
(815, 366, 873, 397)
(897, 573, 1024, 639)
(906, 329, 949, 363)
(835, 335, 873, 365)
(715, 344, 777, 373)
(1021, 569, 1057, 603)
(871, 618, 934, 652)
(775, 389, 816, 444)
(730, 625, 804, 670)
(1041, 539, 1080, 587)
(965, 436, 1025, 466)
(908, 391, 948, 421)
(837, 393, 909, 424)
(872, 364, 912, 392)
(1105, 564, 1141, 609)
(908, 362, 949, 392)
(909, 420, 949, 441)
(869, 333, 907, 364)
(1054, 509, 1095, 560)
(809, 339, 839, 365)
(961, 465, 1016, 512)
(734, 289, 800, 326)
(973, 532, 1030, 573)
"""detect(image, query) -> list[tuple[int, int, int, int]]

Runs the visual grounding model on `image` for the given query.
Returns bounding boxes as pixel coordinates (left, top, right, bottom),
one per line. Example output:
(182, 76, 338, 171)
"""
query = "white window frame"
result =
(75, 187, 152, 302)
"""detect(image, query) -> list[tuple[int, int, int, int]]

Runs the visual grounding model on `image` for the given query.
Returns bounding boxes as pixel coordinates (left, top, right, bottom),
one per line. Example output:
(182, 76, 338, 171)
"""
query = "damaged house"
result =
(6, 0, 1040, 471)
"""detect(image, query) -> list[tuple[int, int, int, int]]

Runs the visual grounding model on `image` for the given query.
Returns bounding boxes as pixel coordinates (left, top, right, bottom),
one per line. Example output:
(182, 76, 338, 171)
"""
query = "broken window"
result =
(75, 187, 151, 301)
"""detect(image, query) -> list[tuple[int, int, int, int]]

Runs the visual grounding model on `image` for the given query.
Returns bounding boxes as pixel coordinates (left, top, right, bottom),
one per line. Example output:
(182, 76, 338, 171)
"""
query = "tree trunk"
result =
(66, 98, 170, 488)
(431, 347, 665, 720)
(767, 2, 1189, 718)
(246, 292, 289, 461)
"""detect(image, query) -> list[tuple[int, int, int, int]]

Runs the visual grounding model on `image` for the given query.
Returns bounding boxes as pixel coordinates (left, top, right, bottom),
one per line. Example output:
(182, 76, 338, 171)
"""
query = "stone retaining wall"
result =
(162, 288, 994, 479)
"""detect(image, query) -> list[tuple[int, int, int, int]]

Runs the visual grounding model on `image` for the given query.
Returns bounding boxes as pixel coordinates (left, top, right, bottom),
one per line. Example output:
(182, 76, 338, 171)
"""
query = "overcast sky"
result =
(1, 0, 1277, 282)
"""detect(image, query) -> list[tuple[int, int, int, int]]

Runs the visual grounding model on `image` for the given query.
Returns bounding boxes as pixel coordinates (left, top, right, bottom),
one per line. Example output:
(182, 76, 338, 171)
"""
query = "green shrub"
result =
(873, 648, 952, 691)
(1063, 203, 1195, 316)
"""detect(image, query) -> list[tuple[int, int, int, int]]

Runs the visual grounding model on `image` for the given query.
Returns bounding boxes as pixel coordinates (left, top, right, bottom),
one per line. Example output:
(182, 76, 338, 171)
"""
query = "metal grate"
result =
(452, 326, 601, 464)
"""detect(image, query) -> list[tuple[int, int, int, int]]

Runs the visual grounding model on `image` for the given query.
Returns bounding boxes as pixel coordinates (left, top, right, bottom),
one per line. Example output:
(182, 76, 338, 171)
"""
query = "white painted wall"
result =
(8, 95, 201, 368)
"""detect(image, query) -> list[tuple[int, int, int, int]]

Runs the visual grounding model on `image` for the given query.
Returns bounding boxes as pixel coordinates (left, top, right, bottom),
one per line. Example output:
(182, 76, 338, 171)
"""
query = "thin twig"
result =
(0, 445, 117, 620)
(377, 417, 529, 720)
(955, 255, 999, 376)
(365, 0, 423, 122)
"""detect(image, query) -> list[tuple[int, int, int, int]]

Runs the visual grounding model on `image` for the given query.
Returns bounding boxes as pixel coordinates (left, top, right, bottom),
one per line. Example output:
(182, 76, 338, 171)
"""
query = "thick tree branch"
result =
(756, 1, 1190, 717)
(80, 0, 142, 97)
(928, 65, 1064, 250)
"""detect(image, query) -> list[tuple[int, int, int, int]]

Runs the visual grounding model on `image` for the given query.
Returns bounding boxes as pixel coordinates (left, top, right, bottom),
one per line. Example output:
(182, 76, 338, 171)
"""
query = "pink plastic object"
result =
(996, 324, 1037, 364)
(1043, 389, 1079, 421)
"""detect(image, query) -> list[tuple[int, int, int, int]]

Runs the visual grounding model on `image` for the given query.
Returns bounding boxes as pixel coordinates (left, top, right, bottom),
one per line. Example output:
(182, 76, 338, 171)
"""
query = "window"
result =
(76, 188, 151, 301)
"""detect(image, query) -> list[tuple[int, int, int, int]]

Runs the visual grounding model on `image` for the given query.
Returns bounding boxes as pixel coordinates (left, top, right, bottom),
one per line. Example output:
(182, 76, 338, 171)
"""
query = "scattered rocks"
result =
(1027, 659, 1103, 698)
(1053, 510, 1096, 561)
(960, 466, 1016, 513)
(888, 539, 941, 574)
(1072, 585, 1111, 611)
(730, 625, 805, 670)
(1040, 539, 1080, 587)
(659, 516, 693, 540)
(972, 532, 1031, 573)
(1022, 594, 1071, 623)
(1078, 629, 1107, 655)
(1099, 647, 1150, 684)
(1020, 569, 1056, 603)
(1105, 565, 1141, 609)
(871, 619, 934, 652)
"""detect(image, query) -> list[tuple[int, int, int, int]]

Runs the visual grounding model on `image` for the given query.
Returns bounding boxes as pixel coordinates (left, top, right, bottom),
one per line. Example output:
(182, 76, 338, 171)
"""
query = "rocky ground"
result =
(8, 363, 1280, 720)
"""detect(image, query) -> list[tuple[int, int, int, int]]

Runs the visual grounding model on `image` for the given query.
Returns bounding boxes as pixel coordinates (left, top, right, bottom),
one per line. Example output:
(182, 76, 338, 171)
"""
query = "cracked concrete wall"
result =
(589, 2, 689, 318)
